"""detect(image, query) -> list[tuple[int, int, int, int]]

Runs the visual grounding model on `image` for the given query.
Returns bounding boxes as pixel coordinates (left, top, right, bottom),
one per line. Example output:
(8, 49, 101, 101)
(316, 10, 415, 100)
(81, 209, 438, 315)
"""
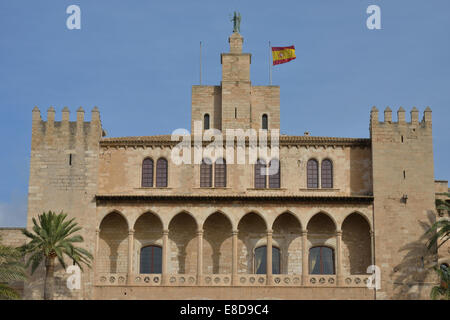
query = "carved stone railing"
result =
(306, 275, 337, 286)
(201, 274, 232, 286)
(237, 274, 267, 286)
(272, 274, 302, 286)
(166, 274, 197, 286)
(96, 273, 371, 288)
(342, 275, 371, 287)
(133, 274, 162, 286)
(97, 273, 128, 286)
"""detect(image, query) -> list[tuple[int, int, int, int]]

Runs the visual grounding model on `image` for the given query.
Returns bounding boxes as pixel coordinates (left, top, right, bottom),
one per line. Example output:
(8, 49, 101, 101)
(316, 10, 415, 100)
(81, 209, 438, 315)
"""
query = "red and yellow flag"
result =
(272, 45, 296, 65)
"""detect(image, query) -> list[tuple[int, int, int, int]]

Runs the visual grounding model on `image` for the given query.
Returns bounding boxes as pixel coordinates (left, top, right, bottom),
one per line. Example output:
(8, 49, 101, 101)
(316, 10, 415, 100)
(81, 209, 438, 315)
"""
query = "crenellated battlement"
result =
(31, 106, 104, 150)
(370, 106, 432, 128)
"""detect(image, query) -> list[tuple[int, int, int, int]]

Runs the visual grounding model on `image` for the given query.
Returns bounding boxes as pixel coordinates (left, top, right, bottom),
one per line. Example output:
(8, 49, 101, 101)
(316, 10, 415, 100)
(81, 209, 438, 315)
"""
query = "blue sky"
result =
(0, 1, 449, 227)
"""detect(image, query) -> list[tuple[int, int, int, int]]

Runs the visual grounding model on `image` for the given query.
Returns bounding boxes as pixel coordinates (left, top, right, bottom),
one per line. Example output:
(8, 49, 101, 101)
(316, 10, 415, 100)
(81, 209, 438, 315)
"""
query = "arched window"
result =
(200, 158, 212, 187)
(142, 158, 153, 187)
(140, 245, 162, 274)
(204, 114, 210, 130)
(255, 158, 267, 189)
(254, 246, 281, 274)
(262, 114, 268, 130)
(156, 158, 168, 187)
(321, 159, 333, 188)
(307, 159, 319, 188)
(309, 246, 335, 275)
(215, 158, 226, 187)
(268, 158, 280, 189)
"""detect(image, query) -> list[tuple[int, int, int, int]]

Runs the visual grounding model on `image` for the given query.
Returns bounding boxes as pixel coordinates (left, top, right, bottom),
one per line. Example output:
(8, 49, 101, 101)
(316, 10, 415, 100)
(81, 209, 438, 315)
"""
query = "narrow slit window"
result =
(262, 114, 268, 130)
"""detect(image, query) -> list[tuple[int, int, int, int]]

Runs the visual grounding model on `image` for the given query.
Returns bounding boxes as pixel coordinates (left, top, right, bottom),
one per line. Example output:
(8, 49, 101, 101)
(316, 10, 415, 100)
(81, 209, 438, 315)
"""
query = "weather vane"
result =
(230, 11, 241, 33)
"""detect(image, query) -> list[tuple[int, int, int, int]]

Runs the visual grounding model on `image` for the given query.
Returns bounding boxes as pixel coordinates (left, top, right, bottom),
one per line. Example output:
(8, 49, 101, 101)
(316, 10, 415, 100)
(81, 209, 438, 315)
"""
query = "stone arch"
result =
(168, 212, 198, 274)
(201, 210, 234, 231)
(306, 211, 338, 232)
(272, 212, 303, 274)
(98, 210, 129, 230)
(203, 212, 233, 274)
(237, 210, 268, 230)
(237, 212, 267, 274)
(342, 212, 371, 275)
(98, 212, 129, 273)
(168, 210, 198, 229)
(134, 212, 164, 274)
(340, 211, 372, 232)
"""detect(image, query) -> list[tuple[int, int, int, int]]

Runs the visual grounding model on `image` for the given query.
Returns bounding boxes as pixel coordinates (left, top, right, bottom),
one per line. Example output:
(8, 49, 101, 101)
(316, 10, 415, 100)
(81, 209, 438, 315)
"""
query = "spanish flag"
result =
(272, 46, 296, 65)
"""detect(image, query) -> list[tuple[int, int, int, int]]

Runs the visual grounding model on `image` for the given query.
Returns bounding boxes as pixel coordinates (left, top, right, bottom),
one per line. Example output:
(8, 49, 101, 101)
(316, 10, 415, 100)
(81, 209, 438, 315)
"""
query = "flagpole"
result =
(269, 41, 272, 85)
(200, 41, 202, 85)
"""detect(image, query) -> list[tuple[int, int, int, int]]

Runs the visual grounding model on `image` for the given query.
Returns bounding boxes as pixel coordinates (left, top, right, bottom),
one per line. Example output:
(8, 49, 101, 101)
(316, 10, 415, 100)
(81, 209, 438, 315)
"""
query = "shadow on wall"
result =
(391, 210, 438, 300)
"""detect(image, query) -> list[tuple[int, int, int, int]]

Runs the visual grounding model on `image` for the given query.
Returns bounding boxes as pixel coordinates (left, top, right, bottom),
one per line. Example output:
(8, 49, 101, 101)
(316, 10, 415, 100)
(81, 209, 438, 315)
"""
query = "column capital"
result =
(301, 230, 308, 236)
(266, 229, 273, 235)
(231, 230, 239, 236)
(162, 229, 169, 235)
(95, 228, 100, 234)
(336, 230, 343, 236)
(196, 229, 204, 236)
(128, 229, 135, 235)
(369, 230, 375, 237)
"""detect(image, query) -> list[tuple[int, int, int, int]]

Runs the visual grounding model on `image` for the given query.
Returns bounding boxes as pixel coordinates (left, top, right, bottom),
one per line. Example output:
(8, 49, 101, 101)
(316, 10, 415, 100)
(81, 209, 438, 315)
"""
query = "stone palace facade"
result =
(2, 31, 449, 300)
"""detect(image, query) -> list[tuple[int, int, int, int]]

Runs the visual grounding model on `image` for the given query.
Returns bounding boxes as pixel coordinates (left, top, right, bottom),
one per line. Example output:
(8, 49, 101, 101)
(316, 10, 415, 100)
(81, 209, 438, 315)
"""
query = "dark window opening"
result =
(254, 246, 281, 274)
(262, 114, 268, 130)
(309, 246, 335, 275)
(204, 114, 210, 130)
(156, 158, 168, 187)
(142, 158, 154, 187)
(321, 159, 333, 188)
(268, 159, 280, 188)
(255, 158, 267, 189)
(307, 159, 319, 188)
(215, 158, 226, 187)
(200, 158, 212, 187)
(140, 245, 162, 274)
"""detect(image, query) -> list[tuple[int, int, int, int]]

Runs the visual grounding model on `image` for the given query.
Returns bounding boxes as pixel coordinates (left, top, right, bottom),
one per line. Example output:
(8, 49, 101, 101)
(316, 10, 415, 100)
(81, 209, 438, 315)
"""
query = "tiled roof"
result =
(100, 135, 370, 147)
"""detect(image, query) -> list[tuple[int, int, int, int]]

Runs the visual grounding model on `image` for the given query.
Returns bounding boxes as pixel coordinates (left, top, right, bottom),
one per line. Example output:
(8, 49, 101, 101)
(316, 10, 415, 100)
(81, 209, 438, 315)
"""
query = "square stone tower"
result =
(370, 106, 437, 299)
(191, 32, 280, 132)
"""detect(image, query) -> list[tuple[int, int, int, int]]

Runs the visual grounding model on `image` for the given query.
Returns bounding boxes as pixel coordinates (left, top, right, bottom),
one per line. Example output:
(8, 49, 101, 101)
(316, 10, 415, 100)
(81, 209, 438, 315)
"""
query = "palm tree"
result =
(426, 192, 450, 300)
(426, 194, 450, 250)
(21, 211, 93, 300)
(430, 264, 450, 300)
(0, 236, 27, 299)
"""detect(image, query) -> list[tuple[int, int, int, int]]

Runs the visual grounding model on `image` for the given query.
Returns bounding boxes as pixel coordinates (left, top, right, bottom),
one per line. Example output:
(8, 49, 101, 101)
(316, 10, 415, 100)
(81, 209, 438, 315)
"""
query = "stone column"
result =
(302, 230, 308, 285)
(231, 230, 238, 286)
(94, 228, 100, 282)
(127, 229, 134, 285)
(266, 229, 273, 285)
(197, 229, 204, 285)
(162, 229, 169, 285)
(336, 230, 343, 286)
(370, 230, 375, 267)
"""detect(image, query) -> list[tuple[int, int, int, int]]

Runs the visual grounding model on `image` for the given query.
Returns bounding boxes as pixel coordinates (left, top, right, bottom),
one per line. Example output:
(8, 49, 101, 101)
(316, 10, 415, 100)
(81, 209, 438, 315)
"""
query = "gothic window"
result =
(142, 158, 154, 187)
(140, 245, 162, 274)
(204, 114, 210, 130)
(309, 246, 335, 275)
(156, 158, 168, 187)
(307, 159, 319, 188)
(254, 246, 281, 274)
(200, 158, 212, 187)
(321, 159, 333, 188)
(255, 158, 267, 189)
(268, 158, 280, 189)
(262, 114, 268, 130)
(214, 158, 226, 187)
